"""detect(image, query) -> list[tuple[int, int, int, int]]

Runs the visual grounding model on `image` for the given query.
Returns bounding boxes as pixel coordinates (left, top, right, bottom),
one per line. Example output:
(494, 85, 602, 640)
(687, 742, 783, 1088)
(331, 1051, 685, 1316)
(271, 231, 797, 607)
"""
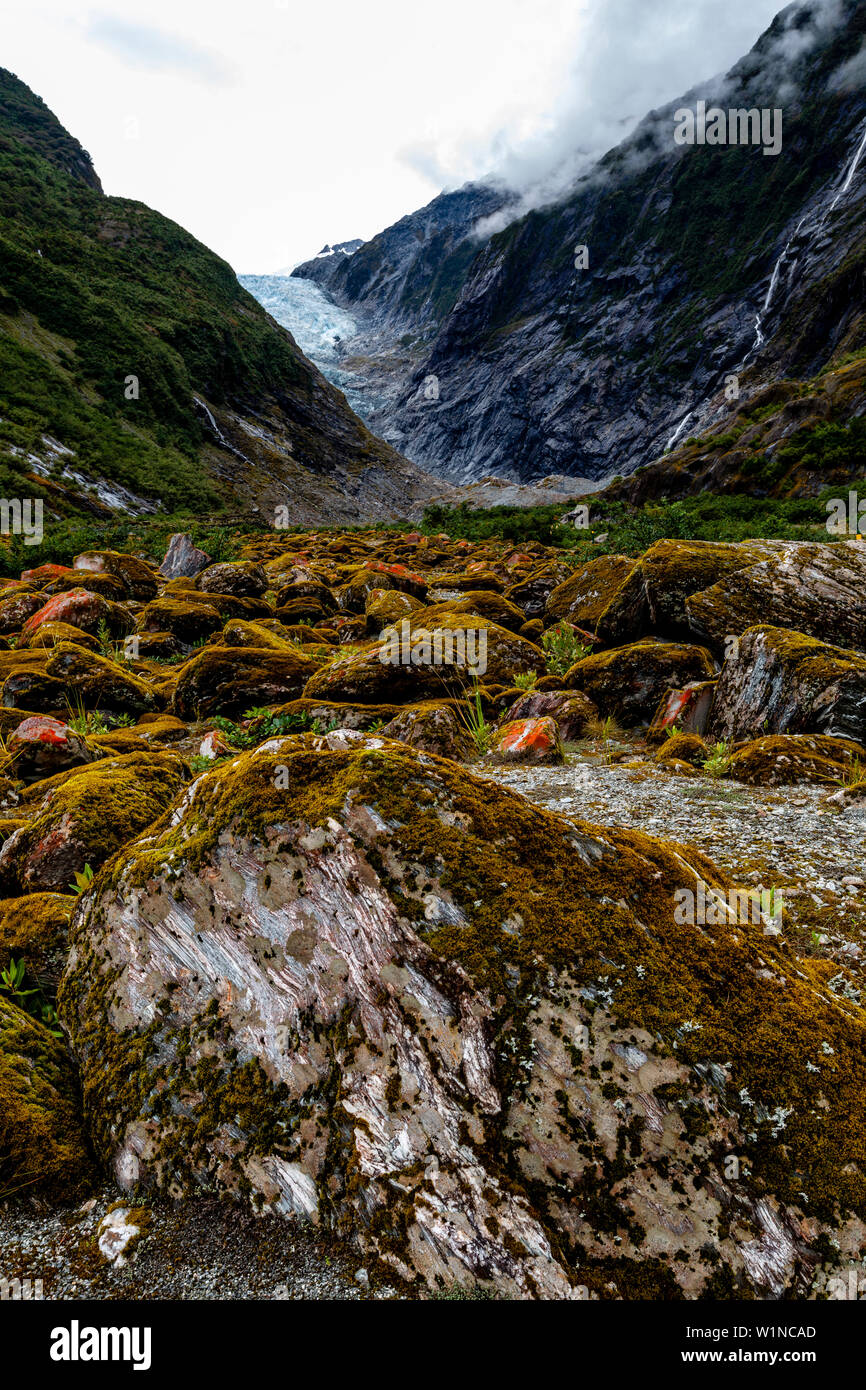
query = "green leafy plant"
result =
(0, 957, 62, 1036)
(69, 864, 94, 895)
(512, 669, 539, 691)
(541, 623, 590, 677)
(702, 741, 732, 779)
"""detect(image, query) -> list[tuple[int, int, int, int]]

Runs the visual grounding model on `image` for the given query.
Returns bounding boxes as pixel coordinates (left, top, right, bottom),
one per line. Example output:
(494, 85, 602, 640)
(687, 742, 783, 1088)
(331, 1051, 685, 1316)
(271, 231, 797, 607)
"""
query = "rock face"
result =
(60, 741, 866, 1298)
(708, 627, 866, 743)
(284, 4, 866, 488)
(686, 542, 866, 652)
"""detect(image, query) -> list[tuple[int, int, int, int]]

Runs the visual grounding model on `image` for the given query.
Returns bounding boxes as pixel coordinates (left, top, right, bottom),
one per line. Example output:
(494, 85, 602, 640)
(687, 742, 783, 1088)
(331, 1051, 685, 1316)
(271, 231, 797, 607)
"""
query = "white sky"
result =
(2, 0, 787, 273)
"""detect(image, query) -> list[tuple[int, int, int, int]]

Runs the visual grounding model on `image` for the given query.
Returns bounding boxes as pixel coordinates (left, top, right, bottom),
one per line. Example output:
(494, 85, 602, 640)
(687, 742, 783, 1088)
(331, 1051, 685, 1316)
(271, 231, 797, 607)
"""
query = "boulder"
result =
(74, 550, 159, 600)
(0, 996, 94, 1202)
(380, 704, 474, 762)
(726, 735, 866, 786)
(0, 591, 44, 634)
(708, 626, 866, 743)
(6, 716, 105, 783)
(303, 617, 542, 704)
(489, 716, 565, 764)
(173, 645, 320, 720)
(0, 751, 187, 893)
(499, 689, 597, 742)
(544, 554, 636, 629)
(159, 533, 211, 580)
(43, 643, 161, 716)
(364, 589, 424, 635)
(19, 621, 100, 652)
(141, 597, 224, 644)
(647, 680, 716, 742)
(654, 732, 710, 768)
(0, 892, 75, 993)
(216, 619, 292, 652)
(686, 541, 866, 653)
(565, 640, 716, 726)
(594, 540, 781, 645)
(196, 561, 268, 598)
(20, 589, 134, 642)
(504, 563, 573, 620)
(60, 742, 866, 1297)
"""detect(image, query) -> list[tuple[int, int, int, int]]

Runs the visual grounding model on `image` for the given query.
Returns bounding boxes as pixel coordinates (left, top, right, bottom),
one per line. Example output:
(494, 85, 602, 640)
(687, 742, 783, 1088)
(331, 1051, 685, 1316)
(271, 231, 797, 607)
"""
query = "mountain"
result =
(289, 0, 866, 493)
(0, 69, 441, 526)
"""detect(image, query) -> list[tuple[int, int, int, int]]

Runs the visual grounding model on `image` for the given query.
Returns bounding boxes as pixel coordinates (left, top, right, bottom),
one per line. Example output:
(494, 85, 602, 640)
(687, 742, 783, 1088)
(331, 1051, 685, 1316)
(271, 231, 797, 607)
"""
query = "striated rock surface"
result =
(59, 741, 866, 1298)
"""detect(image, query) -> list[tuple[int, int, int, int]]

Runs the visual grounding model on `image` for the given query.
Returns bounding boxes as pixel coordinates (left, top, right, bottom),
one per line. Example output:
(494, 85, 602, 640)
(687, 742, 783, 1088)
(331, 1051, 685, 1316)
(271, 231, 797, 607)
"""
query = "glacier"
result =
(238, 273, 379, 422)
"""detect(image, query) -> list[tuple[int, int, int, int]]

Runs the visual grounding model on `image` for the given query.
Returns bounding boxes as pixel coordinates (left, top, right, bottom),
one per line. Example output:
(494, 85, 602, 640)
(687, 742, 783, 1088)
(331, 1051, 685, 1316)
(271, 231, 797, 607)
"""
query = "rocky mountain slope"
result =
(0, 70, 441, 526)
(290, 0, 866, 489)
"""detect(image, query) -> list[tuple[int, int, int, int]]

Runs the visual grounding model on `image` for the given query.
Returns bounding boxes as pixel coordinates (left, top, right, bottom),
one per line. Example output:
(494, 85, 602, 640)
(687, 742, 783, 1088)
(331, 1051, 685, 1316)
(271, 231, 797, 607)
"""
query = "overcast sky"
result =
(4, 0, 789, 273)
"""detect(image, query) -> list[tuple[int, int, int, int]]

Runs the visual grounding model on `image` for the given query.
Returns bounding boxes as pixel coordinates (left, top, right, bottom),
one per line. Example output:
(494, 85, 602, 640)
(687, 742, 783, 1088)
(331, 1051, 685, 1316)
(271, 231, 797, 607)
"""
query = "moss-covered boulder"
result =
(380, 703, 474, 762)
(304, 616, 542, 704)
(21, 589, 134, 642)
(364, 589, 425, 635)
(647, 680, 716, 743)
(141, 596, 224, 644)
(499, 689, 597, 741)
(686, 540, 866, 653)
(726, 734, 866, 786)
(544, 554, 636, 629)
(565, 640, 716, 726)
(0, 996, 94, 1202)
(19, 620, 101, 652)
(708, 626, 866, 742)
(59, 742, 866, 1297)
(216, 619, 293, 652)
(0, 751, 187, 893)
(196, 561, 268, 598)
(173, 645, 320, 719)
(654, 732, 710, 768)
(74, 550, 159, 601)
(594, 540, 781, 645)
(0, 892, 74, 993)
(43, 643, 161, 716)
(505, 563, 573, 620)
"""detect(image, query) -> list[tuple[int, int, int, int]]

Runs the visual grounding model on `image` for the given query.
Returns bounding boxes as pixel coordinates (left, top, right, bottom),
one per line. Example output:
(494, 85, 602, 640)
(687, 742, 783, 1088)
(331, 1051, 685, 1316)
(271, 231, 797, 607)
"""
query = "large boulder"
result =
(505, 563, 573, 621)
(565, 640, 716, 726)
(726, 734, 866, 786)
(303, 617, 543, 704)
(172, 645, 320, 719)
(594, 540, 781, 645)
(0, 892, 75, 993)
(20, 589, 134, 641)
(73, 550, 159, 601)
(0, 751, 187, 893)
(544, 554, 636, 629)
(141, 597, 224, 644)
(159, 534, 211, 580)
(43, 643, 161, 716)
(196, 561, 268, 598)
(0, 996, 94, 1202)
(686, 541, 866, 653)
(60, 742, 866, 1297)
(708, 626, 866, 742)
(5, 715, 105, 783)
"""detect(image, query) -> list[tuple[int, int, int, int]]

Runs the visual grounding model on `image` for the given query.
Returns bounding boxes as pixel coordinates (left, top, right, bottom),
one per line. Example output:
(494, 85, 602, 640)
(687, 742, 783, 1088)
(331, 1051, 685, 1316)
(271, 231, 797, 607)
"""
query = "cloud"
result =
(85, 14, 234, 84)
(402, 0, 851, 234)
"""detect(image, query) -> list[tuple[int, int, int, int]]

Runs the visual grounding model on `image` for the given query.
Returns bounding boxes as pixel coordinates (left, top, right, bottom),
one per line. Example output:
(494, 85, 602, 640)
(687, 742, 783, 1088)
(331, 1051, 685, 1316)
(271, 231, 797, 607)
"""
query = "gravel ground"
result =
(0, 1184, 406, 1301)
